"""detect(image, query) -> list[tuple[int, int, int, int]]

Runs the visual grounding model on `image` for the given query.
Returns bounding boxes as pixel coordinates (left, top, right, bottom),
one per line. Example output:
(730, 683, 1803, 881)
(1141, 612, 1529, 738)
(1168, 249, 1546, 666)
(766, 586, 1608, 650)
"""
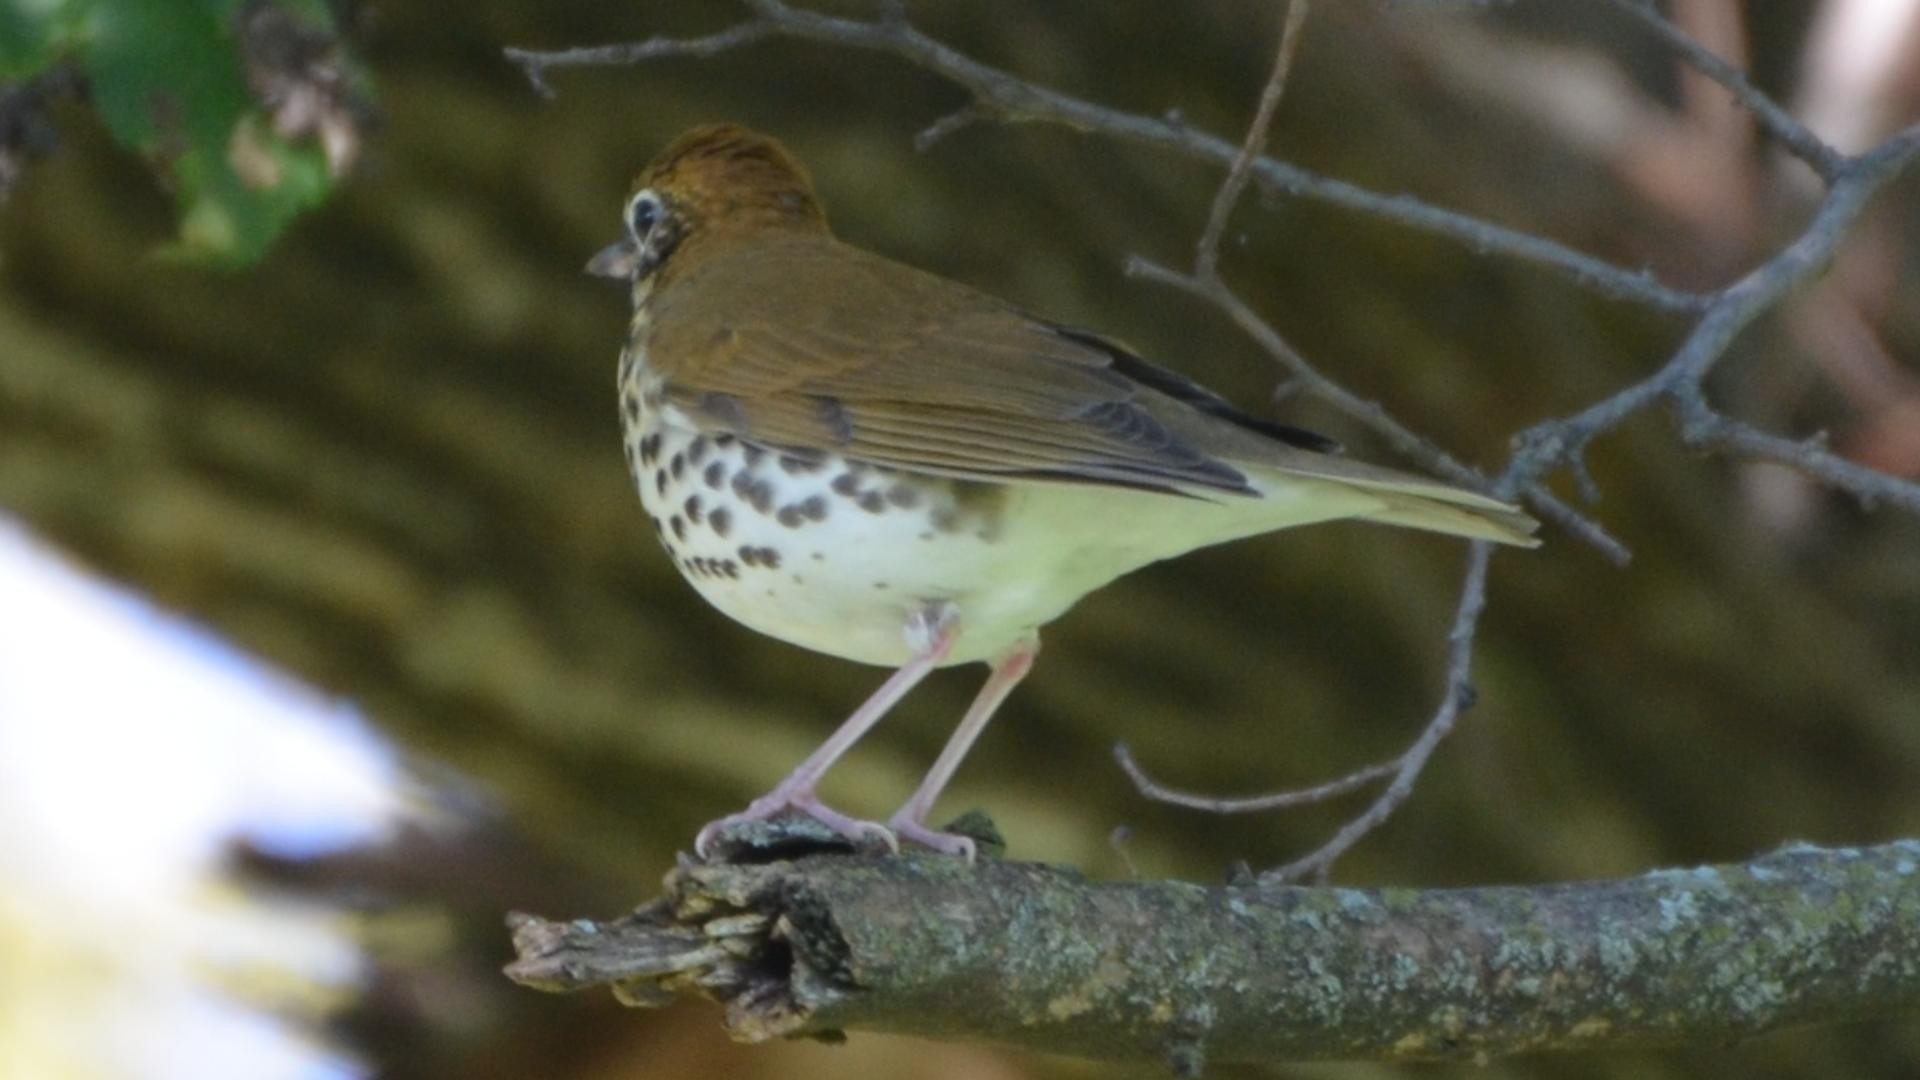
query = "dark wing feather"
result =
(1044, 323, 1341, 454)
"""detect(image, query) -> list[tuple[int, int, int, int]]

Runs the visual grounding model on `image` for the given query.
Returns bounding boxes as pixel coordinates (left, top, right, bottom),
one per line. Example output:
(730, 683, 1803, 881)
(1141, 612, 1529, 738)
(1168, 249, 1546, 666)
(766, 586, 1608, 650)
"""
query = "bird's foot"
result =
(887, 813, 978, 862)
(694, 790, 898, 860)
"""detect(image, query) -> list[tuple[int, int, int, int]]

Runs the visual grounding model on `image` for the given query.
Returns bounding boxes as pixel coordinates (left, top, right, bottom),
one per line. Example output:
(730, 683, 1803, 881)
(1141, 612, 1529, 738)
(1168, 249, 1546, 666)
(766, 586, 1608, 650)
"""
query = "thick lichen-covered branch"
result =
(507, 825, 1920, 1073)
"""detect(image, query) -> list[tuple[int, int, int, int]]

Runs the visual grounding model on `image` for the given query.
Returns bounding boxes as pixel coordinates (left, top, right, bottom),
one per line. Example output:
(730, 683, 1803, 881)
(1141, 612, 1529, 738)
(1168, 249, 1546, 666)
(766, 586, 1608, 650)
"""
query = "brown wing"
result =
(647, 232, 1347, 496)
(647, 232, 1538, 543)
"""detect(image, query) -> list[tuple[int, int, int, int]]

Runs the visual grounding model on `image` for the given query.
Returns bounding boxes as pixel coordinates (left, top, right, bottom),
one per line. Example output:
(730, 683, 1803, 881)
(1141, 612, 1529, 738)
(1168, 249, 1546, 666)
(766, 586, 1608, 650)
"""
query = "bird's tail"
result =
(1358, 485, 1540, 546)
(1248, 457, 1541, 547)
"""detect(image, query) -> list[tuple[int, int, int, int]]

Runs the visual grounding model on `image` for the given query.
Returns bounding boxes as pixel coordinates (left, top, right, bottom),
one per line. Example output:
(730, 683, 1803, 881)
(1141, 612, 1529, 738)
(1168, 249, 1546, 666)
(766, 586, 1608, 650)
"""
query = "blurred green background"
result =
(3, 1, 1918, 1077)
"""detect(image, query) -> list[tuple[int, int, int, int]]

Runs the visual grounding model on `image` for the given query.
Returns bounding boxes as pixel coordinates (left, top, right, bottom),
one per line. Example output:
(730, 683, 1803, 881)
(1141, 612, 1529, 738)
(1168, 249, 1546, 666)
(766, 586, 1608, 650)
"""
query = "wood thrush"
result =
(592, 124, 1538, 859)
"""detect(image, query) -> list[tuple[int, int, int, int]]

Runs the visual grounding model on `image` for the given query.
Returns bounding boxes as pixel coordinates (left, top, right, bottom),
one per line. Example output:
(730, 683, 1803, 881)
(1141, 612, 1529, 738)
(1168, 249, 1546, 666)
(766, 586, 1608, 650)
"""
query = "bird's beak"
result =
(586, 238, 640, 279)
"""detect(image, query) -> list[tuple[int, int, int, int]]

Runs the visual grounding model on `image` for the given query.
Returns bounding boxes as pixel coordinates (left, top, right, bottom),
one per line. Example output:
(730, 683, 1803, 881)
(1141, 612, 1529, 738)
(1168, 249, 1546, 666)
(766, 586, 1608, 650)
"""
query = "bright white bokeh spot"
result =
(0, 515, 418, 1080)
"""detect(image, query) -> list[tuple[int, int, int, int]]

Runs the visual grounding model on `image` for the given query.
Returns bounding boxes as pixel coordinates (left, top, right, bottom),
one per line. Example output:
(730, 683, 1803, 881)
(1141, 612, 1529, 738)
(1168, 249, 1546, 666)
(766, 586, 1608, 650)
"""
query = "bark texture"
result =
(509, 824, 1920, 1071)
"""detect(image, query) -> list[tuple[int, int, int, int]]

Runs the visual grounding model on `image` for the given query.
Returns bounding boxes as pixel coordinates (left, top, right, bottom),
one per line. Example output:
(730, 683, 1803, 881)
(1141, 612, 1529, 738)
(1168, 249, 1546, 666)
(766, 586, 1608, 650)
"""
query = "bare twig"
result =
(1117, 545, 1496, 881)
(1115, 742, 1395, 814)
(1676, 402, 1920, 514)
(1261, 542, 1494, 883)
(504, 0, 1707, 311)
(502, 22, 778, 98)
(1601, 0, 1846, 180)
(913, 103, 995, 152)
(1195, 1, 1309, 279)
(1501, 126, 1920, 499)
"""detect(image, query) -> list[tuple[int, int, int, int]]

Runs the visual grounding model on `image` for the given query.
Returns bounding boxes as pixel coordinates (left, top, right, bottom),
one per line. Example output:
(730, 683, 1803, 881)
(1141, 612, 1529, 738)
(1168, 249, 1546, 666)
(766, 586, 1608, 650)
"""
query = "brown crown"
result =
(636, 124, 828, 233)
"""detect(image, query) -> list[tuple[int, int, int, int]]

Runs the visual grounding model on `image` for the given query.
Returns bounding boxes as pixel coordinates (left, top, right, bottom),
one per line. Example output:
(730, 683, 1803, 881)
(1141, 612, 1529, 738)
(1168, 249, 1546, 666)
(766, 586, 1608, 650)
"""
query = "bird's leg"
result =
(693, 602, 958, 858)
(887, 634, 1040, 859)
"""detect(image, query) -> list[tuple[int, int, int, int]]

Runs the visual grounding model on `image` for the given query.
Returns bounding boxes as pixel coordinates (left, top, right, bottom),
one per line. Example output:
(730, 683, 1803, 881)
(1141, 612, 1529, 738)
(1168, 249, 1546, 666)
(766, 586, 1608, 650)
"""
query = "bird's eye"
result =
(626, 190, 662, 239)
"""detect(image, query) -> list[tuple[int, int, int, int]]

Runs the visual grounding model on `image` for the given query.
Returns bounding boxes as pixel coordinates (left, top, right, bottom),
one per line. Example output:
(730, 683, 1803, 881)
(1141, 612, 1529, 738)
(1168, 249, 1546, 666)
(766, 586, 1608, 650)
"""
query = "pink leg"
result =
(888, 635, 1040, 859)
(694, 604, 958, 858)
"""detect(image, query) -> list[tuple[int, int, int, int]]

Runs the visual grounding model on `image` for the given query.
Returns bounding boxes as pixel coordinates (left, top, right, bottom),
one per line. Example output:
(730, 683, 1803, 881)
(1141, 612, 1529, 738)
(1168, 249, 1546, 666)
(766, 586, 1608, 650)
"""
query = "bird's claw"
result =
(888, 815, 978, 862)
(693, 792, 899, 860)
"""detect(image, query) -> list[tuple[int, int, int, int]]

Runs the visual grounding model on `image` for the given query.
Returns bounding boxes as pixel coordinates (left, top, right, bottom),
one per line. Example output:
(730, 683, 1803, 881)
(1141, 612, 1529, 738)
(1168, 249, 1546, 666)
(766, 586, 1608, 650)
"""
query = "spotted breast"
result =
(618, 338, 1085, 669)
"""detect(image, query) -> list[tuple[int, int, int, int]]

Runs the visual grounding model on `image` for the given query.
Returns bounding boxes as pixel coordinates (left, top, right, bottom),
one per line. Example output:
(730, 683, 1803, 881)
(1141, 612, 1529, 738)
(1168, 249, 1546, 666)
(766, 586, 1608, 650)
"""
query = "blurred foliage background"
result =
(3, 0, 1919, 1077)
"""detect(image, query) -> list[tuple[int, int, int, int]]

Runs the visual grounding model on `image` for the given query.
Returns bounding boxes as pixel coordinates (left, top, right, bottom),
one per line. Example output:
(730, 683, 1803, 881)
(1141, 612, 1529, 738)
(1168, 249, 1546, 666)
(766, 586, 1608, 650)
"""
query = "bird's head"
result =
(587, 124, 828, 283)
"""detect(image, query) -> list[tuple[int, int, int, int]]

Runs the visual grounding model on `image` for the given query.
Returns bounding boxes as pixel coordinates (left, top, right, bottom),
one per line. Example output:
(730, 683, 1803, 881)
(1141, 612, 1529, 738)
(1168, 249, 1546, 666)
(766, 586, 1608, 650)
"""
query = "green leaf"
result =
(4, 0, 361, 263)
(75, 0, 342, 264)
(0, 0, 86, 77)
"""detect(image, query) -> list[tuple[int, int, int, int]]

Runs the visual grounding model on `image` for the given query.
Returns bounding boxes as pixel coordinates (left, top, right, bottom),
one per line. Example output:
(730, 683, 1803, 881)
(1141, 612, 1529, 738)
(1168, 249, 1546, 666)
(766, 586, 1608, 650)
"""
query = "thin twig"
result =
(503, 22, 779, 98)
(1195, 1, 1310, 279)
(1260, 542, 1494, 884)
(1115, 742, 1395, 813)
(1675, 400, 1920, 514)
(914, 103, 996, 152)
(504, 0, 1707, 312)
(1600, 0, 1845, 181)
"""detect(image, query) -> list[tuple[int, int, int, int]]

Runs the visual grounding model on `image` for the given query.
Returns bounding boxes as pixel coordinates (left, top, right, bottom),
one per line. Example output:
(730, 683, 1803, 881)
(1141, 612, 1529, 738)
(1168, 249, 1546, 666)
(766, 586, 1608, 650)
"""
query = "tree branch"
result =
(1113, 741, 1397, 814)
(1600, 0, 1845, 180)
(508, 828, 1920, 1072)
(502, 23, 779, 99)
(1259, 542, 1492, 883)
(1193, 1, 1308, 280)
(503, 0, 1707, 312)
(1501, 125, 1920, 501)
(1121, 544, 1504, 884)
(1121, 126, 1920, 842)
(1675, 403, 1920, 515)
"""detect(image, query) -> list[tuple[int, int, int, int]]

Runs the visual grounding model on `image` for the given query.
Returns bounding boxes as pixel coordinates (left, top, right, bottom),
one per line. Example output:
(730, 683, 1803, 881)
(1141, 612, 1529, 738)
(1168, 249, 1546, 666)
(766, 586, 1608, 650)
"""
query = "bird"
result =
(591, 124, 1538, 860)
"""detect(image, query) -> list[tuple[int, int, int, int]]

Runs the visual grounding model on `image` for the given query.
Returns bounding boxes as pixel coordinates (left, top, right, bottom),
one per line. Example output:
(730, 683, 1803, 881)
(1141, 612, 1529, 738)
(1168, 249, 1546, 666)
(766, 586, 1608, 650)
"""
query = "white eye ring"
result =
(626, 190, 663, 239)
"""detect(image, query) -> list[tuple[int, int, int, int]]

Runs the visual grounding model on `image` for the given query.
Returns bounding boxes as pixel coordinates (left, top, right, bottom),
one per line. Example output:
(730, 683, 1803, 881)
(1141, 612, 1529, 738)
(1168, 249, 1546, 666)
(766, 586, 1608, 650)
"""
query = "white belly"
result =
(627, 404, 1044, 666)
(619, 365, 1385, 668)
